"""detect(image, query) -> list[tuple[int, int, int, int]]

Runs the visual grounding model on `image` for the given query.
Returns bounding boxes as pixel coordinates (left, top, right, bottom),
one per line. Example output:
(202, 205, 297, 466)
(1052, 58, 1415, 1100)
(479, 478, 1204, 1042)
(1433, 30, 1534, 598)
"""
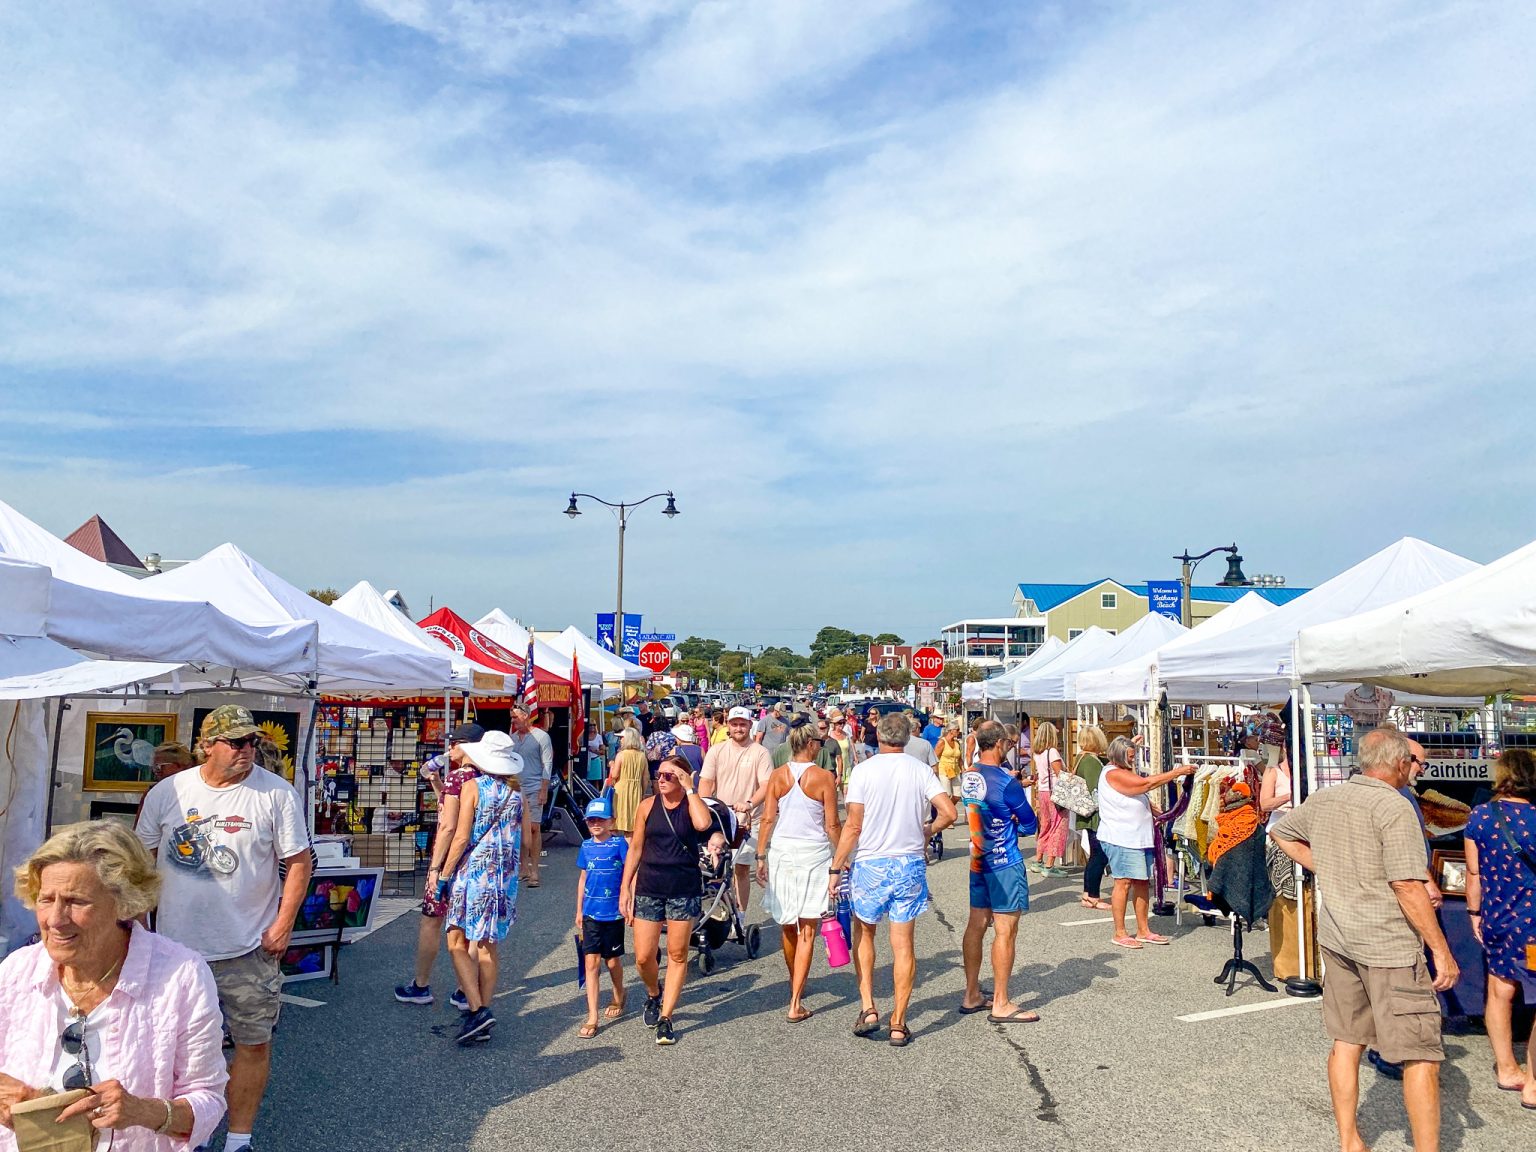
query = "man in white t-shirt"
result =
(700, 706, 774, 915)
(136, 705, 311, 1152)
(828, 711, 957, 1047)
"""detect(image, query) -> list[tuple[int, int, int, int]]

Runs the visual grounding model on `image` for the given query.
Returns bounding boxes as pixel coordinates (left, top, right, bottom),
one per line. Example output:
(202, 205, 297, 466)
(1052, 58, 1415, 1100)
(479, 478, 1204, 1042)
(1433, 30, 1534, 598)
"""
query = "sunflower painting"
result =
(192, 707, 301, 783)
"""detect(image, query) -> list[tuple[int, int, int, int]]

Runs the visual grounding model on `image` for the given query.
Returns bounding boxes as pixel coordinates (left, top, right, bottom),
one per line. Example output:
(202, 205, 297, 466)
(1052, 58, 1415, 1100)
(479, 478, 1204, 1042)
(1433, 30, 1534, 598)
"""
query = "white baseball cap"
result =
(727, 706, 753, 722)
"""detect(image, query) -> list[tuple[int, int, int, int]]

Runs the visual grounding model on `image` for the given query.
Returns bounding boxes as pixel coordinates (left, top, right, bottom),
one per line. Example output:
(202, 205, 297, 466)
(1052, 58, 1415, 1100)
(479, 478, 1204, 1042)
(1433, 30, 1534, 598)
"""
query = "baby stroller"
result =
(690, 797, 763, 974)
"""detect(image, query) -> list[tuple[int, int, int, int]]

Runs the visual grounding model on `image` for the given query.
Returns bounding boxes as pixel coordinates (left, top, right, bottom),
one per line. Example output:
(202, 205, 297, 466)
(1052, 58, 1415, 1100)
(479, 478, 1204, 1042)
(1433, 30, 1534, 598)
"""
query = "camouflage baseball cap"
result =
(200, 704, 260, 744)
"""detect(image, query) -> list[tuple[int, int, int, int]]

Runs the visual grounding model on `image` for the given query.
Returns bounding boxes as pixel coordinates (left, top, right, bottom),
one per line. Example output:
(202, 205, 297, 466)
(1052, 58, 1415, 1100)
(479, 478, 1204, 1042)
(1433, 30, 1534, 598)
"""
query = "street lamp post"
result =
(565, 491, 679, 658)
(1173, 544, 1249, 628)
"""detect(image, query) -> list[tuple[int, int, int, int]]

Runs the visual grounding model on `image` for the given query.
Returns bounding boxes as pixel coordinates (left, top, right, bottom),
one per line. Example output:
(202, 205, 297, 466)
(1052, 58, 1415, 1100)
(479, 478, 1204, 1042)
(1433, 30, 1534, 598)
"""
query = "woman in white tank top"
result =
(757, 723, 842, 1022)
(1097, 736, 1195, 949)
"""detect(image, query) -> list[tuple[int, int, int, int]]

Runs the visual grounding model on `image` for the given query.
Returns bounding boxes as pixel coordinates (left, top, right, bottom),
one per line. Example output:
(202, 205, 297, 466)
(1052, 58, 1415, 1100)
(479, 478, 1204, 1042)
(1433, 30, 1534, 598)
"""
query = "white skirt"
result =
(762, 837, 834, 925)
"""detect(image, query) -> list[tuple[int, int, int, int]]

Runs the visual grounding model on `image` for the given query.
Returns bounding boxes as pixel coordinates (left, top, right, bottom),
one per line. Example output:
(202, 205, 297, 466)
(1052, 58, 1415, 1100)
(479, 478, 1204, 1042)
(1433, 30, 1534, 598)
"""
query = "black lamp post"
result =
(1173, 544, 1249, 627)
(564, 491, 678, 656)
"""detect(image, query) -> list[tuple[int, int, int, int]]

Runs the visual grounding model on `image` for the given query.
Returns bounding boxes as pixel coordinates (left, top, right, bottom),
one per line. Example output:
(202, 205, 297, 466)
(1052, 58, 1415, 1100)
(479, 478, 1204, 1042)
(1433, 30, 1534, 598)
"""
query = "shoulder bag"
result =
(1052, 764, 1098, 818)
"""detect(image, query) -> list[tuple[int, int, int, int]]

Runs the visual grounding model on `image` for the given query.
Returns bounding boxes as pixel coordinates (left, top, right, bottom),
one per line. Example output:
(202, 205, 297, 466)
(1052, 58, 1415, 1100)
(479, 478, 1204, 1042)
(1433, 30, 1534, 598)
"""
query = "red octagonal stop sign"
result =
(911, 646, 944, 681)
(638, 642, 673, 674)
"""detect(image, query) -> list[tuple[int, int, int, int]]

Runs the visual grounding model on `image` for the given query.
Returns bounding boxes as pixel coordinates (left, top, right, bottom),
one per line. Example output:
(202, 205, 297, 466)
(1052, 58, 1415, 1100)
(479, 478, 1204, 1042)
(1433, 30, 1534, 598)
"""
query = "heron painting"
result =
(84, 711, 178, 792)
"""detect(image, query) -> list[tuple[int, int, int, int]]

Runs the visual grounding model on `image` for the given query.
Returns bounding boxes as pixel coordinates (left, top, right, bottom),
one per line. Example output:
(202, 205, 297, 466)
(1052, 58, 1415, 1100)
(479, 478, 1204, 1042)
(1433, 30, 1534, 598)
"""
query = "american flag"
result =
(518, 635, 538, 714)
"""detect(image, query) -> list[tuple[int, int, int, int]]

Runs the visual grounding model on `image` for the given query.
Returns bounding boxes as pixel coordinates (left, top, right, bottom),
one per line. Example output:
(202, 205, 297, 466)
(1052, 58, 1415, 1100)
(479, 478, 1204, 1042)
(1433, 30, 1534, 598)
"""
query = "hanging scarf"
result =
(1207, 780, 1260, 867)
(1151, 775, 1196, 901)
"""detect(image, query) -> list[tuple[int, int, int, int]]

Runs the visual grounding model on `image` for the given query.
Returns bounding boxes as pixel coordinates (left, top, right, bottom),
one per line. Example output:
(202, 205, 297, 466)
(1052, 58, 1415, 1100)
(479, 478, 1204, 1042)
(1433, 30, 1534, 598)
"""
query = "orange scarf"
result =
(1207, 780, 1259, 866)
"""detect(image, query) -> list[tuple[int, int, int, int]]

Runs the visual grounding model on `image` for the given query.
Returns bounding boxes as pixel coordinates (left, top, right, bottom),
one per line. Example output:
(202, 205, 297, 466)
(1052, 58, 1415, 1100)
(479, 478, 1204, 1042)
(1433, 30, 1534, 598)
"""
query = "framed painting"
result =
(88, 799, 141, 828)
(1430, 849, 1468, 898)
(83, 712, 178, 793)
(191, 707, 301, 783)
(280, 943, 333, 984)
(288, 867, 386, 944)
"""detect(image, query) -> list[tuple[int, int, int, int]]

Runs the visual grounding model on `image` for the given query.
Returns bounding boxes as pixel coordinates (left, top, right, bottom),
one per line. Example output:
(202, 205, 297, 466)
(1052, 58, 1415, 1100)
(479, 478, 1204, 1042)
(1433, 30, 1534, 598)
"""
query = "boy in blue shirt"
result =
(574, 796, 629, 1037)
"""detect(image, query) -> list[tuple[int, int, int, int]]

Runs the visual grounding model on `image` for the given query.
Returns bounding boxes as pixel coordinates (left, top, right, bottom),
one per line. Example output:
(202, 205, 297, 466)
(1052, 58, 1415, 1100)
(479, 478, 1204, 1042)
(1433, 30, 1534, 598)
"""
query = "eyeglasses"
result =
(61, 1014, 92, 1091)
(1408, 755, 1424, 768)
(218, 734, 258, 750)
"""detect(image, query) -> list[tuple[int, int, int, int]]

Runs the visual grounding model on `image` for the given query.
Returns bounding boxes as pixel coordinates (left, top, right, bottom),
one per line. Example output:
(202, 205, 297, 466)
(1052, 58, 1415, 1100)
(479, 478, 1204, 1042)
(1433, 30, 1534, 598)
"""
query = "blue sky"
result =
(2, 1, 1533, 651)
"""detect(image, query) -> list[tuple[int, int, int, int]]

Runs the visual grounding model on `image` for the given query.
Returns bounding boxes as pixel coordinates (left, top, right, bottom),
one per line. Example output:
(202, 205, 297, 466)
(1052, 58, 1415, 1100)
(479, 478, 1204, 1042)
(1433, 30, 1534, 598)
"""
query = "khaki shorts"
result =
(1321, 948, 1444, 1064)
(209, 947, 284, 1047)
(732, 832, 758, 870)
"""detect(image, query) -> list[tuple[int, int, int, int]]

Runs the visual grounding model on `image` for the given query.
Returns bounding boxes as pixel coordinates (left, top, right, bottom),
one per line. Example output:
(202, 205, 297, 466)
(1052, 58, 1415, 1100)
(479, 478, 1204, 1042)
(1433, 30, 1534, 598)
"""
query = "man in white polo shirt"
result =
(700, 706, 774, 916)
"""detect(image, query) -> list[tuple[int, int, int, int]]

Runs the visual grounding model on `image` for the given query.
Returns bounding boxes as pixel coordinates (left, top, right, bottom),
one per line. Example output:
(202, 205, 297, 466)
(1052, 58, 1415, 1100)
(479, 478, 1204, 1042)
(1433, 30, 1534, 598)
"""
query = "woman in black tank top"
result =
(620, 755, 716, 1044)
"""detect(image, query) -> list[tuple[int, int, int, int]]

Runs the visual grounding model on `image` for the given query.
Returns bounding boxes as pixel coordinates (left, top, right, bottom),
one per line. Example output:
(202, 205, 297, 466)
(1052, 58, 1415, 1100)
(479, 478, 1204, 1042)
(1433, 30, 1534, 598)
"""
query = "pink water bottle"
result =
(820, 914, 851, 968)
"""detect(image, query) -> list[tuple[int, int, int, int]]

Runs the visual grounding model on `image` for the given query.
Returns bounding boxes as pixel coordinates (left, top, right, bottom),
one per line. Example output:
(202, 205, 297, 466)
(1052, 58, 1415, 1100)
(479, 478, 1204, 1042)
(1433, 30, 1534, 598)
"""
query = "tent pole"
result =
(43, 698, 67, 837)
(1296, 682, 1318, 983)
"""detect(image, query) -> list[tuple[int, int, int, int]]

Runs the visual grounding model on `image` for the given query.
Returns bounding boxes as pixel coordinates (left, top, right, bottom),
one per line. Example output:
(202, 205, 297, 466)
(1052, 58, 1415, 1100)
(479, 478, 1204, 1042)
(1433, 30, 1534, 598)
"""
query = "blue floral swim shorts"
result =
(850, 854, 930, 924)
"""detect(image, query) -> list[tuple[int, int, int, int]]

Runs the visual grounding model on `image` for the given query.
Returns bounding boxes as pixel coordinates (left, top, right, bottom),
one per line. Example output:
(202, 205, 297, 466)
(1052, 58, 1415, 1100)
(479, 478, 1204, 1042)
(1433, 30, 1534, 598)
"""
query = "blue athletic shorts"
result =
(850, 854, 930, 924)
(1102, 843, 1154, 881)
(969, 861, 1030, 913)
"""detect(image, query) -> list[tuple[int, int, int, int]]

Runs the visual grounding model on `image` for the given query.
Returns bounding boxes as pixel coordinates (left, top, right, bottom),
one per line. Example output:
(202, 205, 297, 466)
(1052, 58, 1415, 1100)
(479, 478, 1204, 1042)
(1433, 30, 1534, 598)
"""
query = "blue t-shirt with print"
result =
(577, 836, 629, 921)
(961, 762, 1033, 873)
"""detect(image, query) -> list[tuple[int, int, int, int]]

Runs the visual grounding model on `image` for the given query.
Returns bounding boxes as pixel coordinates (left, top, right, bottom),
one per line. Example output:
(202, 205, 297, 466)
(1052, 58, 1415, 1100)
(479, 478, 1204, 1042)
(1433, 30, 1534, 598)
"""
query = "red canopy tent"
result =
(416, 607, 572, 708)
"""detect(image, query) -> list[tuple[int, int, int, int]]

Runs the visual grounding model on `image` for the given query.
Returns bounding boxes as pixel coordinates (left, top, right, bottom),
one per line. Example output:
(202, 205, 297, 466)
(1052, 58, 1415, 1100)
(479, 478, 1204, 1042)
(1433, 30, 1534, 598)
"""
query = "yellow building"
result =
(1012, 581, 1307, 642)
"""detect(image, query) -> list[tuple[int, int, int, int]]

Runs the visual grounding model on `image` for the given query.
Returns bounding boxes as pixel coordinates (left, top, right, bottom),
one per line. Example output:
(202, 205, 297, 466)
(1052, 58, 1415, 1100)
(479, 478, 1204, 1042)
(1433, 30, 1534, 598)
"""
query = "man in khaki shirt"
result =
(1271, 727, 1458, 1152)
(700, 706, 774, 915)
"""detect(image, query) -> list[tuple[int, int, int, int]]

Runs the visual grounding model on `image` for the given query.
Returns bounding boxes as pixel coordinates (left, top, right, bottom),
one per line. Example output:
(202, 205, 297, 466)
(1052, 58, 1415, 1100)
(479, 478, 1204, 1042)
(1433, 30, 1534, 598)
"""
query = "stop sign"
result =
(911, 646, 944, 681)
(638, 642, 672, 674)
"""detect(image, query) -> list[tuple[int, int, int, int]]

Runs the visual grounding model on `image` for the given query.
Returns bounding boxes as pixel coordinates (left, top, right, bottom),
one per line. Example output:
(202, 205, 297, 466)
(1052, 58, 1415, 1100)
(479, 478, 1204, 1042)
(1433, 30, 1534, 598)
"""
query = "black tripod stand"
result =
(1214, 913, 1277, 997)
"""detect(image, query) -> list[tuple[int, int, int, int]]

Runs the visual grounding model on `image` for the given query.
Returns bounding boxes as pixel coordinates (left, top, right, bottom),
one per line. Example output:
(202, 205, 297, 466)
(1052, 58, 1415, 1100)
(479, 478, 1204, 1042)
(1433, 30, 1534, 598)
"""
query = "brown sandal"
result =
(578, 1022, 598, 1039)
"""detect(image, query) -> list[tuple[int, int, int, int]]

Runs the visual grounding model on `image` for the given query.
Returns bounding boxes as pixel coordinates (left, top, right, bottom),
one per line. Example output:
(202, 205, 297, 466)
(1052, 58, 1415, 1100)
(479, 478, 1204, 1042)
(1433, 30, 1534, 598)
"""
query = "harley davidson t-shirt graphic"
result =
(137, 767, 309, 962)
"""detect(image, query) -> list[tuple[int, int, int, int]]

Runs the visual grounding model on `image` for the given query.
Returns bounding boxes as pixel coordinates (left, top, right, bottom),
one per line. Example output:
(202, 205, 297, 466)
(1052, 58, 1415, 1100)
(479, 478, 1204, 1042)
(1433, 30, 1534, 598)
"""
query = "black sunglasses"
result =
(218, 734, 258, 750)
(62, 1015, 91, 1090)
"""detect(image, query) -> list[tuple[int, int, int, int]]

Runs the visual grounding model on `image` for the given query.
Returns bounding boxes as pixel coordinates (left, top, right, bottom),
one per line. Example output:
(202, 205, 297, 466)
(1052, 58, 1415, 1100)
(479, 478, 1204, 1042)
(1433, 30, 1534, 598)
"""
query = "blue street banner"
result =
(596, 613, 645, 655)
(841, 677, 849, 690)
(1146, 580, 1184, 621)
(818, 681, 826, 692)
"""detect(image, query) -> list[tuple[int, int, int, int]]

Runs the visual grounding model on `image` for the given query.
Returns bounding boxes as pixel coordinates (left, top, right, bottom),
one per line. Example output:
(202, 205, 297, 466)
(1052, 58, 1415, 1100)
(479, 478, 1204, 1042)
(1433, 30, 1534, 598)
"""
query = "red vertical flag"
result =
(569, 651, 584, 758)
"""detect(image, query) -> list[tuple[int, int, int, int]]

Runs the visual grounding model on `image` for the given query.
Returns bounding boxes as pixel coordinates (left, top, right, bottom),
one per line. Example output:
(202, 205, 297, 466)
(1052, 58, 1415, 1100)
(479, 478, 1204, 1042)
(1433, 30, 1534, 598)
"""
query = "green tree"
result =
(809, 627, 861, 667)
(938, 661, 985, 690)
(308, 587, 340, 605)
(675, 636, 725, 663)
(818, 653, 867, 684)
(867, 667, 913, 691)
(873, 632, 905, 645)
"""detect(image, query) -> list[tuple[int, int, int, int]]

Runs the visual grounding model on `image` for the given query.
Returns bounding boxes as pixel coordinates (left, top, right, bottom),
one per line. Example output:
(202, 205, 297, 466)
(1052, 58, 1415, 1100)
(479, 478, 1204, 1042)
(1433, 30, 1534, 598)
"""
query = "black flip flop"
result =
(888, 1024, 912, 1047)
(786, 1008, 815, 1024)
(957, 1003, 989, 1015)
(853, 1008, 881, 1037)
(987, 1008, 1041, 1024)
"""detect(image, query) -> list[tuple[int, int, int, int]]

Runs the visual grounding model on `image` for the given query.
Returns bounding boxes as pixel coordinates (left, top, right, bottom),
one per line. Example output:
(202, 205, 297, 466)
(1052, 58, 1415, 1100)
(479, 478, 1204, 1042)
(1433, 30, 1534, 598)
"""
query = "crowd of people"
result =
(1, 696, 1532, 1151)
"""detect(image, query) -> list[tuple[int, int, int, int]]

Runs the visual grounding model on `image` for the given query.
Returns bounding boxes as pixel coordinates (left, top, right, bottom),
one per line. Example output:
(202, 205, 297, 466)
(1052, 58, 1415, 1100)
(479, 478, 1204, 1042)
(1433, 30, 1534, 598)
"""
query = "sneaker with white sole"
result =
(393, 982, 433, 1005)
(642, 994, 662, 1028)
(655, 1017, 676, 1046)
(455, 1007, 495, 1045)
(449, 989, 469, 1013)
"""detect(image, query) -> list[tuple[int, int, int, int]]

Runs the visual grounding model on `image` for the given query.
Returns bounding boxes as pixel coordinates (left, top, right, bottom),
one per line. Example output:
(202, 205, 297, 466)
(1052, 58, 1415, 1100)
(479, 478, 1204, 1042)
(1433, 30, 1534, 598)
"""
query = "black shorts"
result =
(581, 916, 626, 958)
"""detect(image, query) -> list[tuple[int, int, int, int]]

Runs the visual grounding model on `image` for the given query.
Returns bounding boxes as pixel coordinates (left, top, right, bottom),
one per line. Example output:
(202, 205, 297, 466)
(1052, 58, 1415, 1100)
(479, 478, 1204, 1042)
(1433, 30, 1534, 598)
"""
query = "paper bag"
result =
(10, 1089, 95, 1152)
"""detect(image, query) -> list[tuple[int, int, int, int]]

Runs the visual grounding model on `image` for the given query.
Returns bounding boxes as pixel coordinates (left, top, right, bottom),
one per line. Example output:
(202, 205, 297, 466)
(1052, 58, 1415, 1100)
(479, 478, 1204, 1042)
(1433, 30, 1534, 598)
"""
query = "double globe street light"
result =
(564, 491, 678, 658)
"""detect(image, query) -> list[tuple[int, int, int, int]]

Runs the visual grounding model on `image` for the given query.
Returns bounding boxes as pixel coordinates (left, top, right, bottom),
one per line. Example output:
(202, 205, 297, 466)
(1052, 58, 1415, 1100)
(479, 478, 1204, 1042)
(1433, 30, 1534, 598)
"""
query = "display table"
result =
(1437, 901, 1484, 1017)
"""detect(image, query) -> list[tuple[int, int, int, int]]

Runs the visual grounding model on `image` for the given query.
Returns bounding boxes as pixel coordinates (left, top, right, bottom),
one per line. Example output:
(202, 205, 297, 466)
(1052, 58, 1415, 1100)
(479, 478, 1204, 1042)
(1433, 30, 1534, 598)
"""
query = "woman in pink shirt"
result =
(0, 821, 227, 1150)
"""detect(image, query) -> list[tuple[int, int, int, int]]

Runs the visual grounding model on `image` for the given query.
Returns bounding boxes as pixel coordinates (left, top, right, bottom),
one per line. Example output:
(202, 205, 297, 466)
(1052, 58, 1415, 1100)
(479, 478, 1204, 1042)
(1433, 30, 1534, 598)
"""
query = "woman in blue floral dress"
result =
(1463, 748, 1536, 1106)
(438, 731, 524, 1045)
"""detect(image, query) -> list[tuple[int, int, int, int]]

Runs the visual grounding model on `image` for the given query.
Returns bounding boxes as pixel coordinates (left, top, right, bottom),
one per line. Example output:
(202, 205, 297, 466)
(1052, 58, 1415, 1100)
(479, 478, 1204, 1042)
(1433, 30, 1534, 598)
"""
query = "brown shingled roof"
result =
(64, 515, 147, 570)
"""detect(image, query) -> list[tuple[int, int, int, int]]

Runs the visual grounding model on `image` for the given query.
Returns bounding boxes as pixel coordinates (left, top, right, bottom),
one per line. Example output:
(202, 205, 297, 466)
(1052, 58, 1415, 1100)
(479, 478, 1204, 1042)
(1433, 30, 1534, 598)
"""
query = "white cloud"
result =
(2, 1, 1534, 644)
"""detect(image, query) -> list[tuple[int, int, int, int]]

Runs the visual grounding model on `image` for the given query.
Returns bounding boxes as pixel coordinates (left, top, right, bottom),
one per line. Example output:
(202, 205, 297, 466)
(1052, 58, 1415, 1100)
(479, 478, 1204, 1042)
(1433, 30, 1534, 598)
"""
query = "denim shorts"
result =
(633, 894, 702, 923)
(1102, 843, 1154, 881)
(850, 854, 930, 924)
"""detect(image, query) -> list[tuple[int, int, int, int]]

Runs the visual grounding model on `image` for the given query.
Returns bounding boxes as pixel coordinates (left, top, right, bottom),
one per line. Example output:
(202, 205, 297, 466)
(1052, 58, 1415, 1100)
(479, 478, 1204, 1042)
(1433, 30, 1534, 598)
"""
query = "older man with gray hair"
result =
(828, 710, 957, 1047)
(1271, 726, 1458, 1152)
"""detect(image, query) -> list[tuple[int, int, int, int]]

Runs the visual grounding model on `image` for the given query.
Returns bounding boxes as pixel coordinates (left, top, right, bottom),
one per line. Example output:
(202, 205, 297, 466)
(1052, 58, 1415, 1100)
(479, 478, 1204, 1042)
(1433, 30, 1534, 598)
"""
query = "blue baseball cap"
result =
(584, 797, 614, 820)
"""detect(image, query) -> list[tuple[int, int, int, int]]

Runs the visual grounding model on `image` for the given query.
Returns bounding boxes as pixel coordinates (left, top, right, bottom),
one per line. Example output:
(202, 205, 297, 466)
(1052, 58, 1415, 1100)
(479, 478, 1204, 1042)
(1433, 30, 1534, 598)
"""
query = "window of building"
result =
(1068, 628, 1084, 640)
(1101, 592, 1117, 609)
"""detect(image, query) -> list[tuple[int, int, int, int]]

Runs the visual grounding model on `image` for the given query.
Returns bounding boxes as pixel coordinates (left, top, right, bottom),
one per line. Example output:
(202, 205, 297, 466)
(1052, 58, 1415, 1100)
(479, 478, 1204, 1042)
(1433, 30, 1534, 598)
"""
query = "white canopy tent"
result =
(968, 636, 1066, 705)
(473, 610, 604, 687)
(1075, 592, 1276, 705)
(1155, 537, 1481, 704)
(541, 625, 654, 684)
(1296, 537, 1536, 696)
(151, 545, 455, 695)
(0, 499, 315, 678)
(0, 557, 180, 954)
(991, 625, 1154, 704)
(332, 581, 510, 693)
(1043, 614, 1189, 703)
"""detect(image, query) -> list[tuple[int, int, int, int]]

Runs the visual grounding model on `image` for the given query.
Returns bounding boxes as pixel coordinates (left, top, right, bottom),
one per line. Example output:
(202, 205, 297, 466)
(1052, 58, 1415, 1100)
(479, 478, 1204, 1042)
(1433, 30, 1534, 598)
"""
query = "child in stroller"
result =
(691, 797, 763, 973)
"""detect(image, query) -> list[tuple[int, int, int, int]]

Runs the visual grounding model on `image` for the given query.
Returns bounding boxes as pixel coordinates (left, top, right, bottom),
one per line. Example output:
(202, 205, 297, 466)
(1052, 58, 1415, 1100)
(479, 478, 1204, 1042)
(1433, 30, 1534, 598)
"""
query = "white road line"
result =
(1177, 997, 1317, 1023)
(279, 993, 326, 1009)
(1058, 917, 1112, 926)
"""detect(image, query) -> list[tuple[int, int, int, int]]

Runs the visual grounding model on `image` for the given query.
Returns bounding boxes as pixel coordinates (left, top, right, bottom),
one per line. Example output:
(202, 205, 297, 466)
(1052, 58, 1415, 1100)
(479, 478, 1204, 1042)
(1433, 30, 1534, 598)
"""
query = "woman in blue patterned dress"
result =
(1463, 747, 1536, 1106)
(438, 731, 524, 1046)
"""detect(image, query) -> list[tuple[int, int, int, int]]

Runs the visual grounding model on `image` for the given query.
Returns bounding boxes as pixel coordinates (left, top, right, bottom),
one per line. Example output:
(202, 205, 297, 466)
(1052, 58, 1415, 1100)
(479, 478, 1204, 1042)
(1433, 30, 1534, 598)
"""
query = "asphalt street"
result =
(258, 834, 1530, 1152)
